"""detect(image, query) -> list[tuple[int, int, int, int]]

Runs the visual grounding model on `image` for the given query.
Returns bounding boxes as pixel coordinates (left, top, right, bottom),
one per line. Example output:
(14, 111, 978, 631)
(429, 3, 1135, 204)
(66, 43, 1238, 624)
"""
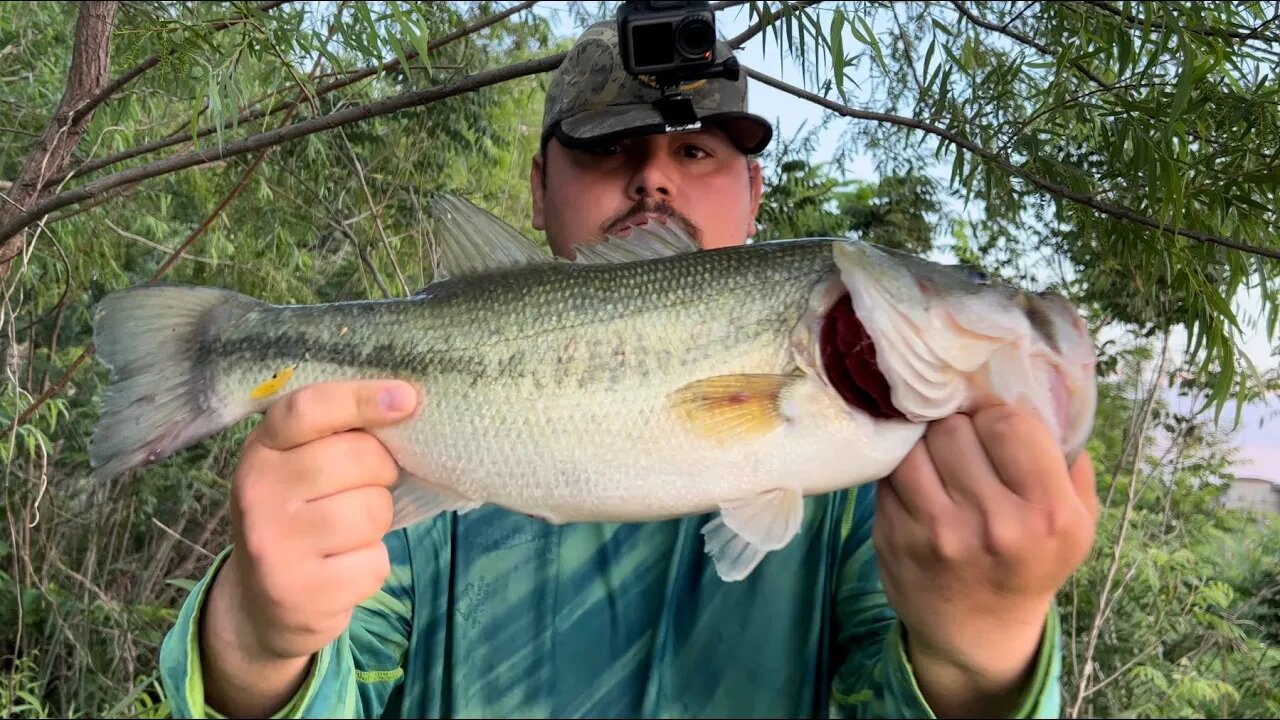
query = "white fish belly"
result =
(377, 371, 926, 524)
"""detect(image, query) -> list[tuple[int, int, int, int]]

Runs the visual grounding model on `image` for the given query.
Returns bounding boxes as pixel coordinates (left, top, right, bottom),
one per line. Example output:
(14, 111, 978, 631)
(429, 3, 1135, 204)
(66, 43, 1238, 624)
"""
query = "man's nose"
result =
(627, 148, 678, 201)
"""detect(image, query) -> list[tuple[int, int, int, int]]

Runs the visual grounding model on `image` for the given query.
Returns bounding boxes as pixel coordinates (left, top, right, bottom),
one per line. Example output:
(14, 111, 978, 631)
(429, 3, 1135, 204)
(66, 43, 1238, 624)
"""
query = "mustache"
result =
(598, 200, 702, 245)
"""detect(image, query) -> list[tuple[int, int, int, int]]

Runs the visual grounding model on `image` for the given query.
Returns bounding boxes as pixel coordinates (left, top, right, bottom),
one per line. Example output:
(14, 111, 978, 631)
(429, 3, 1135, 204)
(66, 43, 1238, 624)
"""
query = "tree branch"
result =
(73, 0, 293, 128)
(337, 127, 410, 295)
(0, 53, 566, 245)
(950, 3, 1254, 164)
(1070, 332, 1169, 718)
(44, 0, 541, 189)
(0, 1, 119, 277)
(0, 181, 256, 456)
(949, 1, 1111, 89)
(0, 2, 348, 438)
(743, 66, 1280, 260)
(0, 0, 828, 439)
(1078, 0, 1280, 44)
(39, 0, 795, 193)
(726, 0, 822, 48)
(1079, 634, 1163, 701)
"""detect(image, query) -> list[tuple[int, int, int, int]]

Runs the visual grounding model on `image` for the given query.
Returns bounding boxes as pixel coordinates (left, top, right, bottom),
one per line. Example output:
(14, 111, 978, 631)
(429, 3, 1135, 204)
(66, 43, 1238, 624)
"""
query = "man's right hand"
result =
(199, 379, 419, 718)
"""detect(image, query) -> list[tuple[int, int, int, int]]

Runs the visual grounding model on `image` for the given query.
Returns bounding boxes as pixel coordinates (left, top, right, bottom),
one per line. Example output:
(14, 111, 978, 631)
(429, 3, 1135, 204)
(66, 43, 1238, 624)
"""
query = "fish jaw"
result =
(828, 240, 1098, 455)
(832, 240, 996, 422)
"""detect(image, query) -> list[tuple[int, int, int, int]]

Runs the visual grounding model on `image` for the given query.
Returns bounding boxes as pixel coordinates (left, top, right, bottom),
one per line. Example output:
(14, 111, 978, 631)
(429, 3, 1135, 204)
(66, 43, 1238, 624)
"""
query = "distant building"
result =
(1221, 476, 1280, 514)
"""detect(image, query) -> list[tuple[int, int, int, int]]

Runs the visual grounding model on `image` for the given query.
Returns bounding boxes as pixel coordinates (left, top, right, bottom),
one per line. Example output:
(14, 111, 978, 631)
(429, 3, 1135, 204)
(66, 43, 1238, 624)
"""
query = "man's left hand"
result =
(872, 401, 1099, 718)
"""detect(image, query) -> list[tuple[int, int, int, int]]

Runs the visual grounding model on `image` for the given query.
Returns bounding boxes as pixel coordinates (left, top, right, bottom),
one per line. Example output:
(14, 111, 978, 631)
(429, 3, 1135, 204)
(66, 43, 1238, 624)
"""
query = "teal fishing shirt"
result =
(159, 482, 1063, 718)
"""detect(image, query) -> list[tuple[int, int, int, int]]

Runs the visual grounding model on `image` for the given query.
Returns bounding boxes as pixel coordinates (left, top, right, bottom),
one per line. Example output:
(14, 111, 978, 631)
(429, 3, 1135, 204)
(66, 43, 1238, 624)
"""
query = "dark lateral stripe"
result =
(213, 333, 487, 378)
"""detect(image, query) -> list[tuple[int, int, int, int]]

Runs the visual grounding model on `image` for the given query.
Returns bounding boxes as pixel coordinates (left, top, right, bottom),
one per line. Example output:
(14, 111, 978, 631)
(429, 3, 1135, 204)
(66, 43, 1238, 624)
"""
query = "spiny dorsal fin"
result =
(570, 217, 700, 264)
(426, 194, 551, 281)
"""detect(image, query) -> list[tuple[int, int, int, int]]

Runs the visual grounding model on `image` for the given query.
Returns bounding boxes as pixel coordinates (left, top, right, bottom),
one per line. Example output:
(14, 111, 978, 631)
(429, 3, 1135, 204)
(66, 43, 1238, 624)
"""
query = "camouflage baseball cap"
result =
(541, 19, 773, 155)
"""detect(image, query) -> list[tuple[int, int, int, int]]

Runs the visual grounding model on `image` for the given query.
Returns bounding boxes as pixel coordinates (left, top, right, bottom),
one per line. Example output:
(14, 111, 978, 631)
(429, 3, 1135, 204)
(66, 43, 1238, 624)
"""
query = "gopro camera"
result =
(615, 1, 739, 129)
(617, 0, 719, 78)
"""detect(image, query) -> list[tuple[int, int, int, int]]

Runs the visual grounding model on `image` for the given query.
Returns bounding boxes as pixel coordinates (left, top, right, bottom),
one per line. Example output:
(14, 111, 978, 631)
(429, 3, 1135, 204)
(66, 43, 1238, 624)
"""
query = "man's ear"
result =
(746, 158, 764, 237)
(530, 152, 547, 231)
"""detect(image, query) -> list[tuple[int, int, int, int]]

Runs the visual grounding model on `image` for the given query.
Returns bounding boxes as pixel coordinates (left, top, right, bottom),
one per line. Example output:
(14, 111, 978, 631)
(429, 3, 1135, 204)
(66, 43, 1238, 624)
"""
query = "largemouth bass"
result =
(89, 196, 1098, 581)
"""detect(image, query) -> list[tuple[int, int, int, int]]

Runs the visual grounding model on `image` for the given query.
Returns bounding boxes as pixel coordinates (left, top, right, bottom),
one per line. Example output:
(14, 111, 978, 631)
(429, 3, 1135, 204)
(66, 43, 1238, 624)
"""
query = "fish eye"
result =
(957, 263, 991, 285)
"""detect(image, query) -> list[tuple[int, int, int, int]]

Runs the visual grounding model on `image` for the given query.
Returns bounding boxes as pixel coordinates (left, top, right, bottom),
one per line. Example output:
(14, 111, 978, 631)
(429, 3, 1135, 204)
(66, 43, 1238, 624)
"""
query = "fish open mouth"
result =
(819, 292, 906, 420)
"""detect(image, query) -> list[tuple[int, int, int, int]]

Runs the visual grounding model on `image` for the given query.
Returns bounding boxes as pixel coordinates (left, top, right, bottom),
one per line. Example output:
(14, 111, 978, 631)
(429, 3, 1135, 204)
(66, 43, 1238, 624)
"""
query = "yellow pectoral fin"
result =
(668, 374, 795, 444)
(250, 366, 295, 400)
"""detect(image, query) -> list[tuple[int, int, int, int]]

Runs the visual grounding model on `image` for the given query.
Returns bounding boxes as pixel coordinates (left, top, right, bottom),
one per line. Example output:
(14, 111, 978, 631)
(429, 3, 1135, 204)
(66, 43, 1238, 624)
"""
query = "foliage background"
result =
(1, 1, 1278, 717)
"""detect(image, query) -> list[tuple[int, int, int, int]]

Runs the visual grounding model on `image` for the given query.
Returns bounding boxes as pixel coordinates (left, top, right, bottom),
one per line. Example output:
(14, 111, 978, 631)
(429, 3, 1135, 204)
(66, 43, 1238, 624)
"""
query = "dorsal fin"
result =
(425, 194, 551, 281)
(570, 218, 701, 264)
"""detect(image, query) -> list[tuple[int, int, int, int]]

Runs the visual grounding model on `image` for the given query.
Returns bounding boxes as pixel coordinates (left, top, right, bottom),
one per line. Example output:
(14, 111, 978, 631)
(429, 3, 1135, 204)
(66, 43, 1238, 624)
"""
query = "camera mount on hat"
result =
(615, 0, 741, 131)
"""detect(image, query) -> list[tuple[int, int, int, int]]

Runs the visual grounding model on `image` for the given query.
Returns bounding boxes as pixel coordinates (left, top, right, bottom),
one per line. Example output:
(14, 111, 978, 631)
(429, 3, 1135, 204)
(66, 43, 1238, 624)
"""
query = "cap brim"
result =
(554, 104, 773, 155)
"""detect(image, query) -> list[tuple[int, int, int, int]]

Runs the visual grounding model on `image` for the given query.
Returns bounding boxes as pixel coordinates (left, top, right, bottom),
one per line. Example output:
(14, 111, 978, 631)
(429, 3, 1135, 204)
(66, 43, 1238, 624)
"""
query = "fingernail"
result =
(380, 384, 414, 414)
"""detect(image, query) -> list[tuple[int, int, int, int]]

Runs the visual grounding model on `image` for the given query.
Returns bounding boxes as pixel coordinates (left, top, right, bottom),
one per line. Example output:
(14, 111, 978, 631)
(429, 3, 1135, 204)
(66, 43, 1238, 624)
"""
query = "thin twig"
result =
(354, 234, 393, 300)
(950, 1, 1111, 88)
(41, 181, 139, 224)
(338, 128, 409, 295)
(151, 518, 215, 560)
(1082, 636, 1164, 700)
(1070, 332, 1170, 717)
(102, 218, 225, 265)
(0, 126, 41, 139)
(1078, 0, 1280, 44)
(51, 555, 119, 611)
(1000, 1, 1038, 30)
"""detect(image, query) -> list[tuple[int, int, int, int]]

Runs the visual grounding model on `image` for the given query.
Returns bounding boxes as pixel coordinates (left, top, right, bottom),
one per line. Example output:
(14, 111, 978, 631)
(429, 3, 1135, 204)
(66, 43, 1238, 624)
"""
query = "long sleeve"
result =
(158, 527, 419, 719)
(826, 482, 1063, 719)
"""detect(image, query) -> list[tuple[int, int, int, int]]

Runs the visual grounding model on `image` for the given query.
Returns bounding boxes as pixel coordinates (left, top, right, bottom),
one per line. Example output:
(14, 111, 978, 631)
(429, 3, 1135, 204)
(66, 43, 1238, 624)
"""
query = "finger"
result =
(295, 485, 395, 557)
(970, 402, 1072, 509)
(874, 476, 907, 528)
(253, 380, 419, 452)
(885, 439, 955, 525)
(286, 430, 401, 502)
(923, 415, 1018, 515)
(1069, 450, 1099, 518)
(315, 542, 392, 612)
(872, 478, 904, 554)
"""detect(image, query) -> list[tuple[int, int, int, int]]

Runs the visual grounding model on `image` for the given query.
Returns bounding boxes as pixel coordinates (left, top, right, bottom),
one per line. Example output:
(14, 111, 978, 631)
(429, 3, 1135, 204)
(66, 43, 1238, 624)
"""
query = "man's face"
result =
(530, 126, 764, 259)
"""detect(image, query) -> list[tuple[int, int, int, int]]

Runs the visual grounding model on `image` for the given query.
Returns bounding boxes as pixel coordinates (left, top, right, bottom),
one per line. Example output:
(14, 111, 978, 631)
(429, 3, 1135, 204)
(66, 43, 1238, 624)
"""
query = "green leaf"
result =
(165, 577, 199, 593)
(830, 10, 845, 97)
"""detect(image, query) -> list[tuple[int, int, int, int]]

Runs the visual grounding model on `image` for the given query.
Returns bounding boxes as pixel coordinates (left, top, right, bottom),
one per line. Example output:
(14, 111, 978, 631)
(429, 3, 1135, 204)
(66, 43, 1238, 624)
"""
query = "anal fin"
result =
(700, 488, 804, 582)
(389, 470, 482, 531)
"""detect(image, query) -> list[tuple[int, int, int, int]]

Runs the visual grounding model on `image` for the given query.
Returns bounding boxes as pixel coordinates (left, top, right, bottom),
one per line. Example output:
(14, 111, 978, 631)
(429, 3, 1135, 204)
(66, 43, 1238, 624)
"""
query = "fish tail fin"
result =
(89, 285, 263, 483)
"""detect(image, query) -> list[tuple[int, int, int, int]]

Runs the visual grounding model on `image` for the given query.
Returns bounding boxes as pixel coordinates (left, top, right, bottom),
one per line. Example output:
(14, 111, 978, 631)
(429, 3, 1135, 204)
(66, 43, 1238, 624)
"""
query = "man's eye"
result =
(681, 145, 710, 159)
(586, 143, 622, 156)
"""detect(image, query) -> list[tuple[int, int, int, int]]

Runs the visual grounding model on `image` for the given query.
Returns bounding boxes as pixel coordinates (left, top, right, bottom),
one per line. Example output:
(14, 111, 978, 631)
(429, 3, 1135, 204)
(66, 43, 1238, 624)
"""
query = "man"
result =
(159, 20, 1099, 720)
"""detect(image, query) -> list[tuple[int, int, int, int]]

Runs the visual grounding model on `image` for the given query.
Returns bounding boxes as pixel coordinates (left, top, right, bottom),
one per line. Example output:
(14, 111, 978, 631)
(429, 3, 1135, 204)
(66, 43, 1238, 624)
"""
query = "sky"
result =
(536, 2, 1277, 483)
